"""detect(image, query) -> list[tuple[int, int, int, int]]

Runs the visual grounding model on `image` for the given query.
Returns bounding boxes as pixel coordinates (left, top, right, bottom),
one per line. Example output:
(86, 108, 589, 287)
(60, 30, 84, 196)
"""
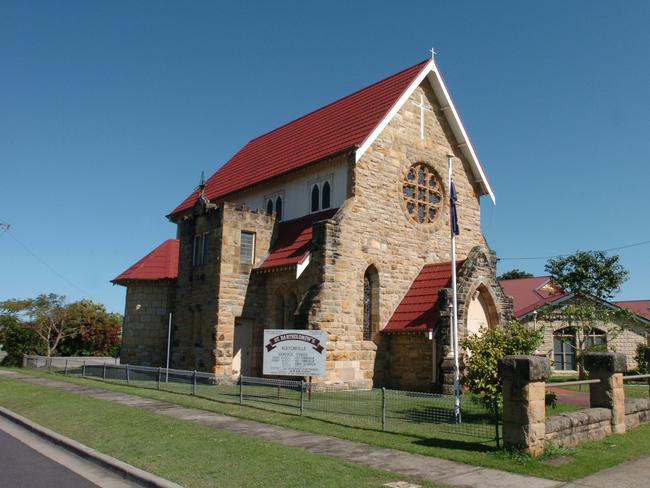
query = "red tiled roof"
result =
(258, 209, 338, 270)
(614, 300, 650, 321)
(499, 276, 566, 318)
(112, 239, 179, 285)
(171, 60, 431, 216)
(383, 262, 463, 333)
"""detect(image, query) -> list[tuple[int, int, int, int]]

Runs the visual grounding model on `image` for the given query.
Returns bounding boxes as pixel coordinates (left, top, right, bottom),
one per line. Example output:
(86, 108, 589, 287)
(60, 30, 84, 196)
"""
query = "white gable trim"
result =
(355, 60, 496, 204)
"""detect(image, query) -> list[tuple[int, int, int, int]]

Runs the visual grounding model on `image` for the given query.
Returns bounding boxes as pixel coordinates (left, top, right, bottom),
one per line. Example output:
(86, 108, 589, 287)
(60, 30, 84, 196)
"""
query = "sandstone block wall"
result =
(120, 281, 175, 367)
(545, 408, 612, 447)
(173, 200, 275, 373)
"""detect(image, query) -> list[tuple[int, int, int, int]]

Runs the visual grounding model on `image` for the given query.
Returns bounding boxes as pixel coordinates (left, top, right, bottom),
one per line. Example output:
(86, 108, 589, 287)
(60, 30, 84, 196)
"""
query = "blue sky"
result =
(1, 1, 649, 313)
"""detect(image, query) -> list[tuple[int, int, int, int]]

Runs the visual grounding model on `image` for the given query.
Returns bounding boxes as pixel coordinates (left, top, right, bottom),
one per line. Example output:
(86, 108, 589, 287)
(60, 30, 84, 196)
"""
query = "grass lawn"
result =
(0, 376, 445, 488)
(7, 368, 650, 481)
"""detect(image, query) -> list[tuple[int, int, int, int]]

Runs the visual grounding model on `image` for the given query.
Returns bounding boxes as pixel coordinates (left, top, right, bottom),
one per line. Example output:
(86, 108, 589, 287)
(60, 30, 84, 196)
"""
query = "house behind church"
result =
(112, 58, 513, 393)
(500, 276, 650, 372)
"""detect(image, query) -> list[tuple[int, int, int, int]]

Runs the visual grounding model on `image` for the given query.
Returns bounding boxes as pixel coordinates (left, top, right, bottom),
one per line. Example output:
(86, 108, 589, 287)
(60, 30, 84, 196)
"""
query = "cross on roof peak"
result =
(430, 47, 437, 61)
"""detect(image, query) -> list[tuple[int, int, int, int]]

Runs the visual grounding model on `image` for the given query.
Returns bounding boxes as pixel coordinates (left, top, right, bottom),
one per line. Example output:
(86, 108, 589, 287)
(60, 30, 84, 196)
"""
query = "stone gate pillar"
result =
(499, 355, 550, 455)
(585, 352, 627, 434)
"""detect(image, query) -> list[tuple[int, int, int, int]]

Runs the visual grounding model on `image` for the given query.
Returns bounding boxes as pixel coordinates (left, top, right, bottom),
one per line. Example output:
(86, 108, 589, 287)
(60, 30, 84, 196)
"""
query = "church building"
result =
(112, 57, 512, 392)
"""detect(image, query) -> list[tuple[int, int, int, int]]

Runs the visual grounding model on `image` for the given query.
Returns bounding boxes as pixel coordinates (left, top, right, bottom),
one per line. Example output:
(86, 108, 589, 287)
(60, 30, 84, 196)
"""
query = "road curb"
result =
(0, 406, 183, 488)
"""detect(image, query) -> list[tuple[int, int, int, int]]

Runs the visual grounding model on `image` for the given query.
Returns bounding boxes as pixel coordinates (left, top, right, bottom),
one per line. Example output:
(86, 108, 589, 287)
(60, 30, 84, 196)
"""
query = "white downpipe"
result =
(448, 154, 461, 422)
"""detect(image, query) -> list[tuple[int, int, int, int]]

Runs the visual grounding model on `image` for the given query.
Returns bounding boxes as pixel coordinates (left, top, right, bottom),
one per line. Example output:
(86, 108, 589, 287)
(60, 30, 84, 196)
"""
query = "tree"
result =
(58, 300, 122, 357)
(497, 269, 534, 281)
(462, 322, 543, 408)
(542, 250, 631, 377)
(0, 294, 77, 357)
(0, 315, 42, 366)
(545, 250, 628, 300)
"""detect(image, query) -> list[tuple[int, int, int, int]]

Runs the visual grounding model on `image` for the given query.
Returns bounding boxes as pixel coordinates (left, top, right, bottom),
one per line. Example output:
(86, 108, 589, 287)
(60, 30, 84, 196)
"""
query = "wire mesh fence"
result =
(28, 359, 500, 445)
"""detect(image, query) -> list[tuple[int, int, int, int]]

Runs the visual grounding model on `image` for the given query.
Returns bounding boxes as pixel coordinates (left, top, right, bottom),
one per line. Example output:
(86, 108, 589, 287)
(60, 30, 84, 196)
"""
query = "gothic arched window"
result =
(266, 199, 273, 215)
(275, 196, 283, 220)
(322, 181, 331, 210)
(363, 266, 379, 340)
(311, 184, 320, 212)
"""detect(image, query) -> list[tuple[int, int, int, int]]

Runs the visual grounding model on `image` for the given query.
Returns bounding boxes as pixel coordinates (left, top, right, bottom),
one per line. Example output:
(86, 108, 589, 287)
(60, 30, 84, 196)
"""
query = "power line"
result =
(4, 228, 92, 297)
(498, 239, 650, 261)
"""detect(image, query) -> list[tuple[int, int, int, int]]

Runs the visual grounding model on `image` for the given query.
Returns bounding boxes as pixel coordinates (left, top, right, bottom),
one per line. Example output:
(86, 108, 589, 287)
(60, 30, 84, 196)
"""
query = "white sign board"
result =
(263, 329, 327, 377)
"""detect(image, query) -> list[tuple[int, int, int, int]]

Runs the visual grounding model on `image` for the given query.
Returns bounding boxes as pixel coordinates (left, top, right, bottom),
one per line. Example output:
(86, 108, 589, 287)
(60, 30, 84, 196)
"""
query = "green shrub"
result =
(462, 322, 543, 408)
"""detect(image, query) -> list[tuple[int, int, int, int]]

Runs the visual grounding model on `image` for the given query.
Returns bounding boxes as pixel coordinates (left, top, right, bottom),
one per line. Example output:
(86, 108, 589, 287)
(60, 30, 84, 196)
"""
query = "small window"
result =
(585, 329, 607, 349)
(275, 196, 283, 221)
(201, 232, 209, 265)
(192, 235, 201, 266)
(240, 231, 255, 264)
(322, 181, 331, 209)
(311, 184, 320, 212)
(266, 199, 273, 215)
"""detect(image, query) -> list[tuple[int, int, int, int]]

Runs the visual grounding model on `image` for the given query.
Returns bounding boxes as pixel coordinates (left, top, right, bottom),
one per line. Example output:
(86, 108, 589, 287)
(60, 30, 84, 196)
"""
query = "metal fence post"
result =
(82, 361, 86, 377)
(494, 398, 500, 448)
(381, 387, 386, 432)
(239, 375, 244, 405)
(192, 370, 197, 395)
(300, 380, 305, 415)
(102, 363, 107, 381)
(64, 360, 68, 376)
(126, 364, 130, 385)
(157, 367, 161, 390)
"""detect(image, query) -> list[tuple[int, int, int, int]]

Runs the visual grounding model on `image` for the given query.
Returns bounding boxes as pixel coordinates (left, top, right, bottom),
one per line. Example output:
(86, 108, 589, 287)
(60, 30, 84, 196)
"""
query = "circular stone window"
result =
(402, 163, 443, 224)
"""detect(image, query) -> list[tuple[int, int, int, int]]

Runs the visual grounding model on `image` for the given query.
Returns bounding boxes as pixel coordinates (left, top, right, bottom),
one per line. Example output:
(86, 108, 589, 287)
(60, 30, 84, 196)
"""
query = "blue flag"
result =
(450, 178, 459, 236)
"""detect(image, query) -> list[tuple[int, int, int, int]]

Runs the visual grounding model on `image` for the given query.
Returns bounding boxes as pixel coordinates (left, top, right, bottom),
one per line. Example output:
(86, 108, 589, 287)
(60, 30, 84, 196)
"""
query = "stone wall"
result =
(545, 408, 612, 447)
(386, 333, 433, 391)
(626, 397, 650, 429)
(120, 281, 175, 367)
(545, 398, 650, 447)
(173, 200, 275, 373)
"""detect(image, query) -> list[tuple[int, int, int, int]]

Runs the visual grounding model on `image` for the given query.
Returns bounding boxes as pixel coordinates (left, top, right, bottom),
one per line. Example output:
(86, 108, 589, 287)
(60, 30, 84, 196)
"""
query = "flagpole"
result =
(448, 154, 461, 422)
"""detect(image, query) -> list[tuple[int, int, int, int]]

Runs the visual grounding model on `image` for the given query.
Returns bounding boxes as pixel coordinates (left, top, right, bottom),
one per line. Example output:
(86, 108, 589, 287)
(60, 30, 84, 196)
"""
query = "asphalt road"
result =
(0, 429, 99, 488)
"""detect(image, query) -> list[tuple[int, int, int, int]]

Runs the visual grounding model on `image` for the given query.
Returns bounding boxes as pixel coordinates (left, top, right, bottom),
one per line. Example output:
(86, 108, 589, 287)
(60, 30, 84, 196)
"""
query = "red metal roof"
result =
(258, 209, 338, 270)
(112, 239, 179, 285)
(614, 300, 650, 321)
(171, 60, 431, 216)
(498, 276, 566, 318)
(383, 261, 463, 333)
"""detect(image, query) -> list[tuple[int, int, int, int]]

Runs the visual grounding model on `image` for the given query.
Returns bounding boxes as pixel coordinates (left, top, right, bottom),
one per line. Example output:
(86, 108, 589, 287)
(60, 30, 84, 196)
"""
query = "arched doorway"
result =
(465, 285, 498, 339)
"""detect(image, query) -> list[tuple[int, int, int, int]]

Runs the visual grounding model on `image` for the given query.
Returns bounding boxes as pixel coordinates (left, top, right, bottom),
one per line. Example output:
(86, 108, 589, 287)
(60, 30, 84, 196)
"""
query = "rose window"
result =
(402, 163, 443, 224)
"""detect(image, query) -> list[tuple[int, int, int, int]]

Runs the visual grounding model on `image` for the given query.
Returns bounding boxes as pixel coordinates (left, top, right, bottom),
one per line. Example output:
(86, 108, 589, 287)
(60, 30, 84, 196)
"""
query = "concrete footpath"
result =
(0, 370, 644, 488)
